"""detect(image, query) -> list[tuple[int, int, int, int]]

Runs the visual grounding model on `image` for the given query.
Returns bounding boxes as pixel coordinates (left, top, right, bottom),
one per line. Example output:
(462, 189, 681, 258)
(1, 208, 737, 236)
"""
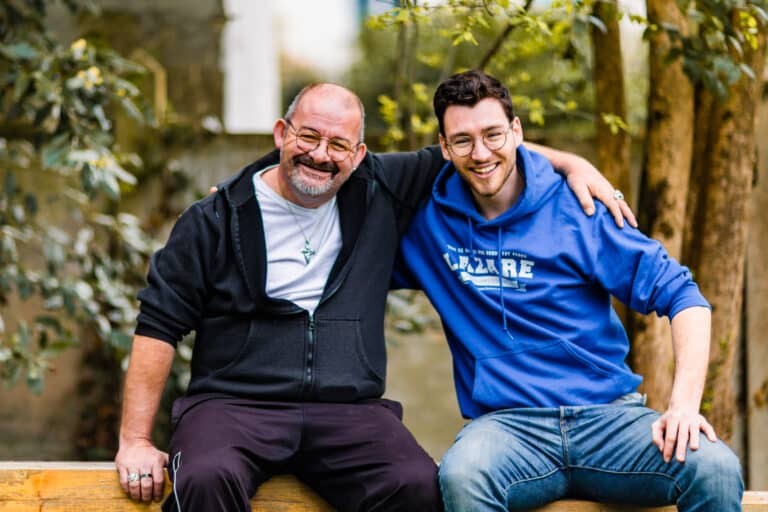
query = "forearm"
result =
(668, 306, 711, 411)
(118, 335, 175, 445)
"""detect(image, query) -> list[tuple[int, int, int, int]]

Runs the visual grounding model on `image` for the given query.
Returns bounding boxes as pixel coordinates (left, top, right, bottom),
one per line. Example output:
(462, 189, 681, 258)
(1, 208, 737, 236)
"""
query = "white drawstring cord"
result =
(171, 451, 182, 511)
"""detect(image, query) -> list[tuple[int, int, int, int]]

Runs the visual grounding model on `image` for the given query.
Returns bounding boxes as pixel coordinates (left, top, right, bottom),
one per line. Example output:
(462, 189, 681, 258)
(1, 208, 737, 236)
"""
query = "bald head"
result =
(284, 83, 365, 142)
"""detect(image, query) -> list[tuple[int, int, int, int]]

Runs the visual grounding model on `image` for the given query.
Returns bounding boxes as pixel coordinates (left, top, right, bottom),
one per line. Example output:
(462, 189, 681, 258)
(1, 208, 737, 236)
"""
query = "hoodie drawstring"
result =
(497, 227, 514, 341)
(467, 217, 514, 342)
(467, 217, 475, 255)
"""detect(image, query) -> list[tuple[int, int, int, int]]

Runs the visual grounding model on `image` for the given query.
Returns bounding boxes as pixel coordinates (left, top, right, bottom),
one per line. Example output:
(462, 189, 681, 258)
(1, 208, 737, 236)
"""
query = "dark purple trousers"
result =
(161, 394, 441, 512)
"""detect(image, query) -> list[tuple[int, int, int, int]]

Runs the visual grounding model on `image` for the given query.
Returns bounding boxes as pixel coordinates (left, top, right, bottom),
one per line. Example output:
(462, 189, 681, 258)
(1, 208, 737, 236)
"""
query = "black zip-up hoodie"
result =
(136, 147, 443, 402)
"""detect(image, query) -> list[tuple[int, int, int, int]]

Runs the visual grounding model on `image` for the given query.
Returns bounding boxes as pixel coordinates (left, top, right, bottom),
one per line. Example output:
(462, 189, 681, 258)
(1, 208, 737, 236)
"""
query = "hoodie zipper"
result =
(299, 177, 378, 398)
(302, 312, 316, 396)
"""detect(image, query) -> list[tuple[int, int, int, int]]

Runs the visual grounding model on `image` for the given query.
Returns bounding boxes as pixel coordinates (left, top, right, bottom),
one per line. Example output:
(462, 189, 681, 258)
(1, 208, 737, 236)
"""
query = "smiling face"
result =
(439, 98, 524, 219)
(271, 84, 367, 208)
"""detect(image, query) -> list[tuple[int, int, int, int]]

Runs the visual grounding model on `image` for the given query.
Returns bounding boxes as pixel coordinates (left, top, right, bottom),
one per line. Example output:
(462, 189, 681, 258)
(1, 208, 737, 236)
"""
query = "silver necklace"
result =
(284, 199, 334, 264)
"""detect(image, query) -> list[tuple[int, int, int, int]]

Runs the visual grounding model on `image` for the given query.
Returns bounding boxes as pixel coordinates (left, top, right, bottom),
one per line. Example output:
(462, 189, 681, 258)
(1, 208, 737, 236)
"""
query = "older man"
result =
(115, 83, 629, 511)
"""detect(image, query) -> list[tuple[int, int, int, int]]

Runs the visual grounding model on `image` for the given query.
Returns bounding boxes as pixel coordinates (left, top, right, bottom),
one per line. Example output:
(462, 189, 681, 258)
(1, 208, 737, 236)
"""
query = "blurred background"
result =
(1, 0, 766, 490)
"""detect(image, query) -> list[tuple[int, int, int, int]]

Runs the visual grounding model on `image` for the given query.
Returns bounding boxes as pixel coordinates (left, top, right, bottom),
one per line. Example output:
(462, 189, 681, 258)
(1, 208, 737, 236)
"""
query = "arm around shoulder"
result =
(375, 145, 446, 208)
(524, 141, 636, 228)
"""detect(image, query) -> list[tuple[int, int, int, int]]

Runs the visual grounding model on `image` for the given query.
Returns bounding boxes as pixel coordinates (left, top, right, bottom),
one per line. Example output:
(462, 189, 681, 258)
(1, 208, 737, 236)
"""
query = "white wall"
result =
(222, 0, 281, 133)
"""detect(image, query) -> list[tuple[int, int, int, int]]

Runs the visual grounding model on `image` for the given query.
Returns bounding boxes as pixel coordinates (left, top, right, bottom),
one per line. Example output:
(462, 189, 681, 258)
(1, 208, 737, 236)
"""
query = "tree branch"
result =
(478, 0, 532, 70)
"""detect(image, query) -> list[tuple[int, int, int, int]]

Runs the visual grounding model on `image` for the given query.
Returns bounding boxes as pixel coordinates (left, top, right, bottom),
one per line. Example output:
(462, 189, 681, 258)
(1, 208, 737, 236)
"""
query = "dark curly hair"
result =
(433, 70, 515, 135)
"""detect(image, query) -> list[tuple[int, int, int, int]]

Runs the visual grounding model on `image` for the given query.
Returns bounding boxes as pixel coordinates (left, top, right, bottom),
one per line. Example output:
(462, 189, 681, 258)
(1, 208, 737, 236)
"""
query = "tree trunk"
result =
(746, 79, 768, 489)
(591, 0, 631, 197)
(630, 0, 693, 411)
(682, 87, 716, 269)
(687, 30, 767, 440)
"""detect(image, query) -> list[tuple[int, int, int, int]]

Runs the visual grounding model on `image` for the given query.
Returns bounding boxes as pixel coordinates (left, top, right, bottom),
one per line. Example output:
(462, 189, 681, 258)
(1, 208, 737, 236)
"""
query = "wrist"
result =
(119, 433, 153, 448)
(667, 397, 700, 413)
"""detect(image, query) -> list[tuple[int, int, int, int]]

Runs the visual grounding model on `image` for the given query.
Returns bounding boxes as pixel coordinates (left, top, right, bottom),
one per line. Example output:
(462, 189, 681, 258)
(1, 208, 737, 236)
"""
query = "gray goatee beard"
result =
(289, 155, 339, 197)
(289, 166, 336, 197)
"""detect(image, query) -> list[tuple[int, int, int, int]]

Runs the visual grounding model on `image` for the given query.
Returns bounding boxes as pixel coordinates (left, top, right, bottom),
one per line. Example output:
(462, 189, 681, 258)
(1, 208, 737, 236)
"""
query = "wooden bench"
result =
(1, 462, 766, 511)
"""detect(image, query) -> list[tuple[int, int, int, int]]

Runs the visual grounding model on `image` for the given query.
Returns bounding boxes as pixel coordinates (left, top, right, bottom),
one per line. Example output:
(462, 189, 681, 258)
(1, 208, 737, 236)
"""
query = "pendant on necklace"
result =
(301, 239, 316, 264)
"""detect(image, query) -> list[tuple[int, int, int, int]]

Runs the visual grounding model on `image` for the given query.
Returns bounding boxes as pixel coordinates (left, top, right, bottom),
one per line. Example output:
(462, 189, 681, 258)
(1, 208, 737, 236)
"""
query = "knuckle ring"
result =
(613, 189, 625, 201)
(140, 472, 153, 479)
(128, 472, 140, 483)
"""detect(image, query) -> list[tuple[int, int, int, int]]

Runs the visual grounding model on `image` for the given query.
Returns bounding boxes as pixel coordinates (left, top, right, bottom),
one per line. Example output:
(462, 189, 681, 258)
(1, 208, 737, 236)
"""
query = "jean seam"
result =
(568, 464, 683, 495)
(503, 466, 565, 498)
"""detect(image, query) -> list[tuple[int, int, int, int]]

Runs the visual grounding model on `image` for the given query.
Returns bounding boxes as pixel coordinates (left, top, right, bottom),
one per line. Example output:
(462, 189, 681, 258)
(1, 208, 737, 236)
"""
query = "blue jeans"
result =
(439, 394, 743, 511)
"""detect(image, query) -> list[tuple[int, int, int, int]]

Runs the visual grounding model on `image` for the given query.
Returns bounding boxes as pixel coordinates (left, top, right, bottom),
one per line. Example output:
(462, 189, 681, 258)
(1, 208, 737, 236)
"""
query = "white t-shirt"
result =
(253, 168, 342, 313)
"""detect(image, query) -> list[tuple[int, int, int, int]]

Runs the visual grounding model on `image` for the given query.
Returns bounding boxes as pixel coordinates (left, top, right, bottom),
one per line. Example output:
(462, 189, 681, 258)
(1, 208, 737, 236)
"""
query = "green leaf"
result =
(73, 281, 94, 302)
(5, 171, 17, 198)
(12, 73, 31, 102)
(17, 275, 34, 300)
(93, 105, 111, 131)
(112, 78, 140, 97)
(118, 97, 144, 123)
(62, 288, 76, 315)
(35, 315, 64, 333)
(95, 315, 111, 336)
(41, 102, 61, 133)
(68, 149, 100, 164)
(588, 15, 607, 34)
(727, 35, 743, 57)
(0, 43, 39, 60)
(23, 194, 38, 216)
(6, 362, 21, 387)
(109, 330, 133, 352)
(102, 171, 121, 199)
(42, 341, 77, 355)
(41, 134, 71, 169)
(751, 6, 768, 25)
(739, 63, 756, 80)
(26, 370, 44, 395)
(17, 322, 31, 348)
(106, 162, 137, 186)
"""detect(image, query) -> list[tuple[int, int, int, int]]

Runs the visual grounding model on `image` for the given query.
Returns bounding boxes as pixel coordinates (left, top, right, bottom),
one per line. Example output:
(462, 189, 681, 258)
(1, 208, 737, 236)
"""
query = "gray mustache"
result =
(293, 155, 339, 175)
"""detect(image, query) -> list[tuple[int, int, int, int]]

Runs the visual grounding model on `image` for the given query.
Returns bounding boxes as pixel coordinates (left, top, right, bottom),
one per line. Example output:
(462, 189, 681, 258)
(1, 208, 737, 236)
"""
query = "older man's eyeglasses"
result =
(285, 119, 358, 162)
(445, 124, 512, 157)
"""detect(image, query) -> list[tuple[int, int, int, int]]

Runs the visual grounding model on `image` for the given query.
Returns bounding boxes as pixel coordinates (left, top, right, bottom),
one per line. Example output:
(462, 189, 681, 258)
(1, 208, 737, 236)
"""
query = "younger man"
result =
(393, 70, 743, 511)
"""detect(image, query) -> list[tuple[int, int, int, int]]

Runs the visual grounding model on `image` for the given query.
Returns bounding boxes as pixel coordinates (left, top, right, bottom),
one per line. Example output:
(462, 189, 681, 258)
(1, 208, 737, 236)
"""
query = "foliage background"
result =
(1, 0, 766, 484)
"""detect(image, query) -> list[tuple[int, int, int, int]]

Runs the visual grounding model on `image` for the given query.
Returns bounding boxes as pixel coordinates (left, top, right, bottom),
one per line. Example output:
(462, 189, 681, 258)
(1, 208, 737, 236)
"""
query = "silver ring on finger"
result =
(140, 472, 153, 480)
(613, 189, 625, 201)
(128, 472, 140, 483)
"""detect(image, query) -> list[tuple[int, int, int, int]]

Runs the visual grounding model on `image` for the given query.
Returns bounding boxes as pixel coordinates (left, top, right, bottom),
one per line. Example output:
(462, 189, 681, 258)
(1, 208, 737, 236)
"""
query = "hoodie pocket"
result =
(189, 315, 307, 397)
(471, 339, 618, 409)
(312, 318, 385, 401)
(192, 316, 251, 375)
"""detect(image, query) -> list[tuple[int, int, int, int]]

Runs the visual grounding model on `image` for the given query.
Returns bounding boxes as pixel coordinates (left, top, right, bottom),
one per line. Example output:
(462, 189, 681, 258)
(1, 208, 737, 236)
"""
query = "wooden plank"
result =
(529, 493, 768, 512)
(0, 463, 332, 511)
(0, 463, 766, 511)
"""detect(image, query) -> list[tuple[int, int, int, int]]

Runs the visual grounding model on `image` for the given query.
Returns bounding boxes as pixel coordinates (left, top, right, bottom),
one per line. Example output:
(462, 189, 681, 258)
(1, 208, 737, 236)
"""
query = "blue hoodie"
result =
(392, 146, 709, 419)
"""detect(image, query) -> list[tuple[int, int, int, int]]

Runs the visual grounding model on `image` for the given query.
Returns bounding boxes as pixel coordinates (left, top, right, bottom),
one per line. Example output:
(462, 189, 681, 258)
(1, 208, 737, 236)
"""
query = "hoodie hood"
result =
(432, 144, 562, 226)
